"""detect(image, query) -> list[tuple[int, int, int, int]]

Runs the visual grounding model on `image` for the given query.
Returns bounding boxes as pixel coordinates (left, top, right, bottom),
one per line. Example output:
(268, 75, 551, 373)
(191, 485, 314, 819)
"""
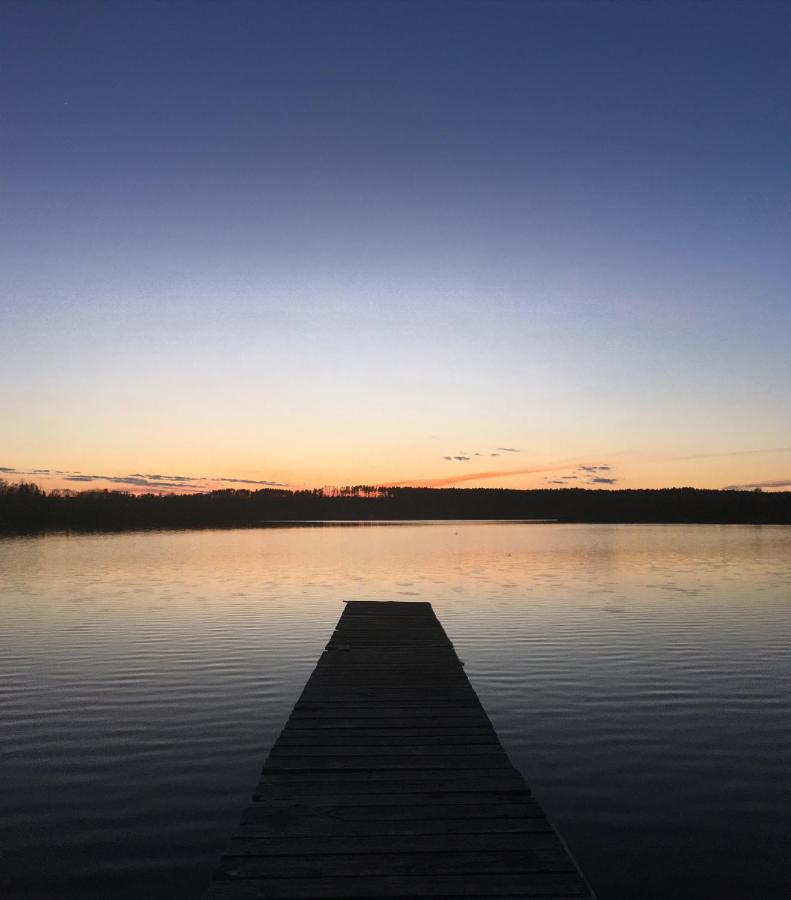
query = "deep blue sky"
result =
(2, 1, 791, 491)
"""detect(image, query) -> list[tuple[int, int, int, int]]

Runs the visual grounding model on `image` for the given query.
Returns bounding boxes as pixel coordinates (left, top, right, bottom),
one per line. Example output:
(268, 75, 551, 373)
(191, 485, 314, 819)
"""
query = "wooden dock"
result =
(203, 601, 595, 899)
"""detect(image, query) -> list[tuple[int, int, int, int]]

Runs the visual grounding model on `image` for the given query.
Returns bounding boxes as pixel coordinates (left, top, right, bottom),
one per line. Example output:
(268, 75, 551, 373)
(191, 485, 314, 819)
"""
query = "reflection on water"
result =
(2, 523, 790, 899)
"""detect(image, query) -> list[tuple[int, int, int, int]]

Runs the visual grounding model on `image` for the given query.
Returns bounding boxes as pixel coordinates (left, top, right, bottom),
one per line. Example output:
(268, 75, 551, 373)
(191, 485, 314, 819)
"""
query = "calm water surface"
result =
(2, 523, 790, 899)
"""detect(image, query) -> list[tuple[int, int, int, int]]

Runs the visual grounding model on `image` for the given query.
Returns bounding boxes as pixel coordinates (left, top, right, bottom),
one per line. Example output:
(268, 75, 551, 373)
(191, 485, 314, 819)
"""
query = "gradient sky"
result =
(2, 1, 791, 493)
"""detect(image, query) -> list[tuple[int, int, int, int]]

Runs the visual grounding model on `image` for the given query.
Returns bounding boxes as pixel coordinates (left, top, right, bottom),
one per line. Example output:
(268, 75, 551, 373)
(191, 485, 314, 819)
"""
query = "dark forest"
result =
(2, 480, 789, 533)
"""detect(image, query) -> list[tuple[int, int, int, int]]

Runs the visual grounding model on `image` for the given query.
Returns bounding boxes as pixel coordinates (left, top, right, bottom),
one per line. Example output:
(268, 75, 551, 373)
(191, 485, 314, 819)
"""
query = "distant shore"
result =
(2, 481, 790, 534)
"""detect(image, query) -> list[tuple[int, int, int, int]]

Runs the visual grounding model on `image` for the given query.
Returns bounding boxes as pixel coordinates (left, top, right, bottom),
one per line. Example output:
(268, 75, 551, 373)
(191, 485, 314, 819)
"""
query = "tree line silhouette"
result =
(1, 480, 789, 533)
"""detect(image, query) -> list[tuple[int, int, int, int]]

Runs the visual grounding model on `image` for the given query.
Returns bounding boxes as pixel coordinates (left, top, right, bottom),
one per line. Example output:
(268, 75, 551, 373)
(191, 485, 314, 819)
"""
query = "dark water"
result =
(2, 523, 790, 899)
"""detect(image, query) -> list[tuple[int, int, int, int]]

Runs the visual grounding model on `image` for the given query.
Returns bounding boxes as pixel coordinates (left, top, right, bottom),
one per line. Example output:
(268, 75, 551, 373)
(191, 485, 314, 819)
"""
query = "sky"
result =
(2, 0, 791, 494)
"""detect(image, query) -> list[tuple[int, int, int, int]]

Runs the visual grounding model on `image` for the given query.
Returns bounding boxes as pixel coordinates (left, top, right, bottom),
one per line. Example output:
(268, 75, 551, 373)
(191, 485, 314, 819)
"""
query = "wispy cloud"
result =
(544, 472, 616, 486)
(445, 445, 515, 460)
(221, 476, 288, 486)
(130, 473, 193, 482)
(388, 457, 617, 489)
(61, 474, 206, 490)
(381, 464, 575, 488)
(723, 479, 791, 491)
(0, 466, 289, 493)
(677, 447, 791, 461)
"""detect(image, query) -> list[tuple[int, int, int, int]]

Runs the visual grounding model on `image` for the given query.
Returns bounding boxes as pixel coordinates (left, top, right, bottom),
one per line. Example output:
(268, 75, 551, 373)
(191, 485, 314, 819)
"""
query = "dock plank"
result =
(215, 848, 577, 877)
(202, 601, 594, 899)
(204, 871, 590, 898)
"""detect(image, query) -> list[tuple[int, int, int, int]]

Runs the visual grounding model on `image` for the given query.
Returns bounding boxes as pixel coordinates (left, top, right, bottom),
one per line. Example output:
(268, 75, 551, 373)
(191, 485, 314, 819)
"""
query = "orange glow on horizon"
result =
(379, 463, 579, 488)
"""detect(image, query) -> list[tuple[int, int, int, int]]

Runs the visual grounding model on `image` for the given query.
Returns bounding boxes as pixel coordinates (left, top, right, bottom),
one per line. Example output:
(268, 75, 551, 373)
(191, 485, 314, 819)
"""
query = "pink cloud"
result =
(380, 463, 575, 488)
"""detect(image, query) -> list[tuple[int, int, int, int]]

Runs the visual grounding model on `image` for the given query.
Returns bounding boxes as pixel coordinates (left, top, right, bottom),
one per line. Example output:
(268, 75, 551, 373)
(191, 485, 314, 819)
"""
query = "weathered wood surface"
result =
(203, 601, 595, 899)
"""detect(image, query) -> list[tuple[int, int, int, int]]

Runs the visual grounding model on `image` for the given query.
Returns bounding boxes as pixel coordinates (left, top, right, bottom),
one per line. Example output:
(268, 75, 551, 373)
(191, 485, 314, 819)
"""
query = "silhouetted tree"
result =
(1, 479, 790, 534)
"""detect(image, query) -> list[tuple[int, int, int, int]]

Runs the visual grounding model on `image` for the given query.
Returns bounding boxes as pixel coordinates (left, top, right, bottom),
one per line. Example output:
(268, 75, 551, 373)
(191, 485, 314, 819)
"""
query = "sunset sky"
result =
(3, 1, 791, 493)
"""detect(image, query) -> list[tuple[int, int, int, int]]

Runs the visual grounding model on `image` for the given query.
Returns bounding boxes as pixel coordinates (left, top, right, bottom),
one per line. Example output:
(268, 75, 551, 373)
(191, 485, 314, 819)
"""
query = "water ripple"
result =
(1, 523, 790, 899)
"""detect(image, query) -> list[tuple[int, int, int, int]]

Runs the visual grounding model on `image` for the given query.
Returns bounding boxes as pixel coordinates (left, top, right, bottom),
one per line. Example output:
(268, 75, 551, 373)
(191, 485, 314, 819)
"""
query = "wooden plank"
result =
(239, 799, 545, 821)
(264, 757, 515, 772)
(227, 833, 561, 855)
(235, 817, 555, 837)
(254, 778, 532, 798)
(283, 719, 492, 731)
(256, 769, 519, 784)
(252, 788, 532, 805)
(276, 727, 498, 738)
(203, 871, 590, 898)
(202, 601, 595, 899)
(286, 711, 488, 720)
(295, 700, 484, 708)
(215, 848, 577, 877)
(272, 734, 501, 747)
(268, 744, 507, 756)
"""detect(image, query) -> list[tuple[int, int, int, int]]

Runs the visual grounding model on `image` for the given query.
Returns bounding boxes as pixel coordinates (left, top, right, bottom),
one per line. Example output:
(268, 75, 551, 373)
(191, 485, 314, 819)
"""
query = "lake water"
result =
(2, 523, 790, 899)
